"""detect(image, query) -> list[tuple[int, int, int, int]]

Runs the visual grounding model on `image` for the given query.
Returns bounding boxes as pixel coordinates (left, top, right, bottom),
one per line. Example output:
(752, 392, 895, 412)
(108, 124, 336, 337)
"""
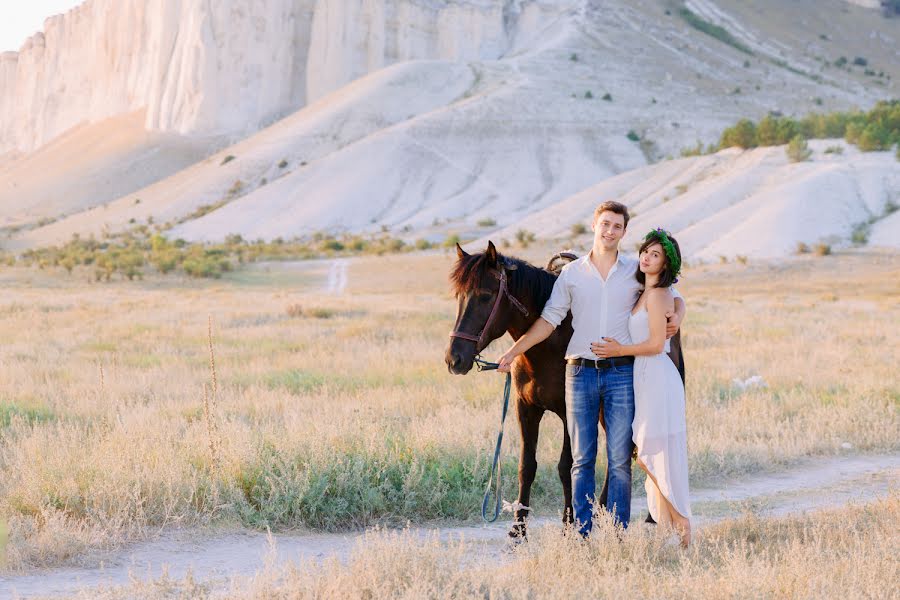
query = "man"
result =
(497, 201, 685, 536)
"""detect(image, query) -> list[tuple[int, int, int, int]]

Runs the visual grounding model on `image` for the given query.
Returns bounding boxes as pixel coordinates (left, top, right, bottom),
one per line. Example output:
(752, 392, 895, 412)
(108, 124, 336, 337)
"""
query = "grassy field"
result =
(0, 248, 897, 571)
(84, 494, 900, 599)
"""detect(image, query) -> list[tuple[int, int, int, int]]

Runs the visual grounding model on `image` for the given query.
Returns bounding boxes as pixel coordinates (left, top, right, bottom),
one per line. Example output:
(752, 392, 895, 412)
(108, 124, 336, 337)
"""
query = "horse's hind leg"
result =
(558, 420, 574, 526)
(510, 401, 543, 540)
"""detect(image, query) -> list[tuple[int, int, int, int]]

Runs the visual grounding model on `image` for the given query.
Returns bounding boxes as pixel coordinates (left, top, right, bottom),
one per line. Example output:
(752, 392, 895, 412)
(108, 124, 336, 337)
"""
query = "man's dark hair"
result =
(635, 233, 682, 288)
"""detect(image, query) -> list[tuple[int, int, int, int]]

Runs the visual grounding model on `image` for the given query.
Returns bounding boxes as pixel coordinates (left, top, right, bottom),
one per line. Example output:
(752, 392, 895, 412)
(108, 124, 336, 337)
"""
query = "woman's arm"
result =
(592, 289, 673, 358)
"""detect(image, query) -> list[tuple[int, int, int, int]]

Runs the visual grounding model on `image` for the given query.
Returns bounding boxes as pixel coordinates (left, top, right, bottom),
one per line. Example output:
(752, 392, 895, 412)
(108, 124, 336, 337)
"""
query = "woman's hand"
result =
(591, 337, 622, 358)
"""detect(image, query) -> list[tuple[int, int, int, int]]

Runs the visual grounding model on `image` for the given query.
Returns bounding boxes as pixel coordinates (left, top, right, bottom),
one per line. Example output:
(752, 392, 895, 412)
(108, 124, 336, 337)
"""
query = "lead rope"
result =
(474, 355, 512, 523)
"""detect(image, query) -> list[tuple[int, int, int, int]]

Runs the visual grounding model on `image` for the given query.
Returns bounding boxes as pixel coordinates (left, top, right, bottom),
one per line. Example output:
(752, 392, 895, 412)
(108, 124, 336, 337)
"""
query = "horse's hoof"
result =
(508, 523, 528, 542)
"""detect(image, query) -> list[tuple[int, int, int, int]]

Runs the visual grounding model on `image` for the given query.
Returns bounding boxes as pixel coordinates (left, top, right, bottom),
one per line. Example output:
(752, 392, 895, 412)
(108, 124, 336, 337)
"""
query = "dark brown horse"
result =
(444, 241, 684, 537)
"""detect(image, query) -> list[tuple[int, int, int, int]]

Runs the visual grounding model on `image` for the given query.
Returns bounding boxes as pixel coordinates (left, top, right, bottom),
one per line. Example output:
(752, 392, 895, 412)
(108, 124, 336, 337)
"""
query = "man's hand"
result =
(665, 310, 682, 339)
(497, 350, 516, 373)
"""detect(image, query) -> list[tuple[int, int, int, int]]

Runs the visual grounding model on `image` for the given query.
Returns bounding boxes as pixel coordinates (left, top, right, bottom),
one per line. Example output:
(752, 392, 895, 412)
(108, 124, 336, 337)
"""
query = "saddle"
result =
(545, 251, 579, 275)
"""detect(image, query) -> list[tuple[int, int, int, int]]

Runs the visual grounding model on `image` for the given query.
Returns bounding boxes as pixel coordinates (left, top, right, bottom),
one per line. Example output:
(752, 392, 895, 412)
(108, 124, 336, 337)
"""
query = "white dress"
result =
(629, 307, 692, 522)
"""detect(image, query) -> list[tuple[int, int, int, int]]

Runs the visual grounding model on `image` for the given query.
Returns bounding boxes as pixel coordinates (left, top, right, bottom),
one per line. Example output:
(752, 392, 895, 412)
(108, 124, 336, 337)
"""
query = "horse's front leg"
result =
(510, 400, 543, 540)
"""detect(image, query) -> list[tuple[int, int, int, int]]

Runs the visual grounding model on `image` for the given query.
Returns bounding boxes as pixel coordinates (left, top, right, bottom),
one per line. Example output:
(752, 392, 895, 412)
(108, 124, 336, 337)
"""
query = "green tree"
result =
(719, 119, 757, 149)
(856, 124, 889, 151)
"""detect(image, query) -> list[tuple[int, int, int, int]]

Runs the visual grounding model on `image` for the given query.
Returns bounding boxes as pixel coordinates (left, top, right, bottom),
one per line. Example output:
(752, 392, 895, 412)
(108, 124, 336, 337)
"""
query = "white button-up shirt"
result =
(540, 252, 680, 359)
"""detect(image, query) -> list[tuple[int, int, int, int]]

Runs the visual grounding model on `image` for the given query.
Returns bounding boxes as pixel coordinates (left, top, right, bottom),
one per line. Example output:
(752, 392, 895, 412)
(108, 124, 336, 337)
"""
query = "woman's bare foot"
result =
(673, 518, 691, 547)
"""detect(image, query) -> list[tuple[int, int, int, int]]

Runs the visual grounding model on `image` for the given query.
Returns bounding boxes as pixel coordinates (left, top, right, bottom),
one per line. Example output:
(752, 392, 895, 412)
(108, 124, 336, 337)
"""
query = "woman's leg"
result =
(636, 455, 690, 546)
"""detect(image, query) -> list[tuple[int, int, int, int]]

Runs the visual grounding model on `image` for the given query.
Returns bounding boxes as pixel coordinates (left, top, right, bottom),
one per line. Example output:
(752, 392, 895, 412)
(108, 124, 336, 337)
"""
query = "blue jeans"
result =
(565, 362, 635, 536)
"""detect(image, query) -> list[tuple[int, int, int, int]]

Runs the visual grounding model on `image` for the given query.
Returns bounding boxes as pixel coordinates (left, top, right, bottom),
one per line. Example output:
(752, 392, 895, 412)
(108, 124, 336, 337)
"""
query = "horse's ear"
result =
(485, 240, 498, 265)
(456, 243, 469, 260)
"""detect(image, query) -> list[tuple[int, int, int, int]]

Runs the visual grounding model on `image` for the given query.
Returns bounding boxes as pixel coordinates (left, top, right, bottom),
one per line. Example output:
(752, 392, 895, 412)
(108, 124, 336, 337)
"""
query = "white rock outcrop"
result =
(0, 0, 568, 154)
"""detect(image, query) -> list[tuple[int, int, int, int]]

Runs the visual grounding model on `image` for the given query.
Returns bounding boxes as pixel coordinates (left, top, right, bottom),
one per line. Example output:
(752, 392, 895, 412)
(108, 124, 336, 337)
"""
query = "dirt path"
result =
(2, 453, 897, 599)
(325, 259, 348, 294)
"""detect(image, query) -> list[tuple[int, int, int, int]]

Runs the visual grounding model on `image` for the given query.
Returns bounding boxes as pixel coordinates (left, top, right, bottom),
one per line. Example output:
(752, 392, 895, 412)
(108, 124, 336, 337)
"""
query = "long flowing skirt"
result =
(632, 354, 692, 522)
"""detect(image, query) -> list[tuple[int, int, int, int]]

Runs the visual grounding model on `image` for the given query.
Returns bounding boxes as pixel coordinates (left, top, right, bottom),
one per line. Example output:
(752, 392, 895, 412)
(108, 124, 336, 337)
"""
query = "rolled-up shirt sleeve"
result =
(671, 286, 683, 301)
(540, 268, 572, 328)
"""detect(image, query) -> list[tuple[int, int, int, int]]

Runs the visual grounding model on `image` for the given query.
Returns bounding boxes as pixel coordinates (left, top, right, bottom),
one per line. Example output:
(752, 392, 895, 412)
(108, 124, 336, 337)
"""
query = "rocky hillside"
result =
(1, 0, 898, 257)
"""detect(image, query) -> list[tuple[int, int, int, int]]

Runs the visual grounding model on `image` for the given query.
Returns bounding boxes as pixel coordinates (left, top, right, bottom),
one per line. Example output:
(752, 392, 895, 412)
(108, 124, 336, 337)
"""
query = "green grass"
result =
(678, 8, 753, 55)
(0, 401, 55, 427)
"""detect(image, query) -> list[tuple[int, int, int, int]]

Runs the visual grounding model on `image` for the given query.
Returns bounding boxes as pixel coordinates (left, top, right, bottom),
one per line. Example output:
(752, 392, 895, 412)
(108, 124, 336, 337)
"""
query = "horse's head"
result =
(445, 241, 528, 374)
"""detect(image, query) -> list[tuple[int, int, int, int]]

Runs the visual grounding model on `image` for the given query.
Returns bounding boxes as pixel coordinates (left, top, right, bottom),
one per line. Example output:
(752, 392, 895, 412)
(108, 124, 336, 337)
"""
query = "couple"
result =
(497, 200, 692, 546)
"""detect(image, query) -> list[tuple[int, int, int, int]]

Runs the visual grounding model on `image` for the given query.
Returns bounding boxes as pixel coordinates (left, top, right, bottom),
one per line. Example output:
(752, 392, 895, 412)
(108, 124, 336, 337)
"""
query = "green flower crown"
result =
(645, 228, 681, 281)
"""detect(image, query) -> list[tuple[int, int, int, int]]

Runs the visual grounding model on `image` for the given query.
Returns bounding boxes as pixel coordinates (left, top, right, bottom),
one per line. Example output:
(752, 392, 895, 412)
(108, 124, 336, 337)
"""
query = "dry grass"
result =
(81, 494, 900, 599)
(0, 250, 897, 571)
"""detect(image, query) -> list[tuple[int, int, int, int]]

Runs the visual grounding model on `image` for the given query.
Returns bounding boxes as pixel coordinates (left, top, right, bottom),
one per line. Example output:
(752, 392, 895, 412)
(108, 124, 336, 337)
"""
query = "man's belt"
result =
(566, 356, 635, 369)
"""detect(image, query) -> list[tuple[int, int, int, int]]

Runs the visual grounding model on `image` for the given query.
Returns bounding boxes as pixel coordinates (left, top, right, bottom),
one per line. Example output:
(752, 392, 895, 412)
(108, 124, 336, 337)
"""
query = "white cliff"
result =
(1, 0, 318, 153)
(0, 0, 568, 154)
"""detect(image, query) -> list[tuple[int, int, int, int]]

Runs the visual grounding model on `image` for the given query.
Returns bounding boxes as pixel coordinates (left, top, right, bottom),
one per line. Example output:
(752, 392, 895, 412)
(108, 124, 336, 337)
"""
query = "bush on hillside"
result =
(786, 135, 812, 162)
(719, 119, 757, 149)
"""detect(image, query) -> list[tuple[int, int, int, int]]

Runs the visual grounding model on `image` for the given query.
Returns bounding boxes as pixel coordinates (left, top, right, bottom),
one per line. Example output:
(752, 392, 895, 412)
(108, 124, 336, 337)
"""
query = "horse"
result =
(444, 240, 685, 538)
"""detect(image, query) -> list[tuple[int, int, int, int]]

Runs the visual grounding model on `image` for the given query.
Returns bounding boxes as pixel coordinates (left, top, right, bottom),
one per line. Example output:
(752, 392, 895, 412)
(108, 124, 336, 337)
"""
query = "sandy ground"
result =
(2, 452, 896, 599)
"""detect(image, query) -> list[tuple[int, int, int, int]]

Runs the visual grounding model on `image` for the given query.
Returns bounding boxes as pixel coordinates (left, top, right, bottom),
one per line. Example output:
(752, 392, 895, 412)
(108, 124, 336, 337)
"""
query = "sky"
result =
(0, 1, 85, 52)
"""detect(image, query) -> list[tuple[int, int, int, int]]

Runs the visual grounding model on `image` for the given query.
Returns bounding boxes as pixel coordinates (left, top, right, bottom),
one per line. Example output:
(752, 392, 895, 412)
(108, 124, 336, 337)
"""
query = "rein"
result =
(472, 356, 511, 523)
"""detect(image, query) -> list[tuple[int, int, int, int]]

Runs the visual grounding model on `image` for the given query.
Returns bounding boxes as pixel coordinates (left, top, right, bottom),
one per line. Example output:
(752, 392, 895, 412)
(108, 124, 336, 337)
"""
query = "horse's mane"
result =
(450, 251, 558, 306)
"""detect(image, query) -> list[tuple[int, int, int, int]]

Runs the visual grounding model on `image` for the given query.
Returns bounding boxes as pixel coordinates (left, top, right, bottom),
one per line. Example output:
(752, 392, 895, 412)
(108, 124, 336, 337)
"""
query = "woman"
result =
(591, 228, 691, 546)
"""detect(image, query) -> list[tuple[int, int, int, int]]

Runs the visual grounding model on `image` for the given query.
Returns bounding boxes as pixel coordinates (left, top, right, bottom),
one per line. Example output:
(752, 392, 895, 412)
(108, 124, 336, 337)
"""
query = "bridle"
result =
(449, 266, 529, 351)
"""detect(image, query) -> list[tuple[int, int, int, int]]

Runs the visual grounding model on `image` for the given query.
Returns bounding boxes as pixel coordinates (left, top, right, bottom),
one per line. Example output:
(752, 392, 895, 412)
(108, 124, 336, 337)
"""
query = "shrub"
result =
(476, 218, 497, 227)
(320, 239, 344, 252)
(515, 229, 536, 248)
(585, 91, 593, 99)
(786, 135, 812, 162)
(796, 242, 811, 254)
(183, 256, 226, 278)
(569, 53, 578, 61)
(678, 7, 753, 54)
(824, 145, 844, 155)
(571, 223, 588, 236)
(602, 93, 612, 101)
(814, 243, 831, 256)
(856, 125, 890, 151)
(719, 119, 757, 149)
(443, 234, 461, 249)
(680, 141, 705, 157)
(220, 155, 235, 165)
(188, 201, 228, 220)
(286, 304, 304, 318)
(884, 199, 898, 215)
(626, 130, 640, 142)
(852, 57, 868, 67)
(835, 56, 848, 68)
(415, 239, 432, 250)
(278, 159, 288, 169)
(851, 224, 869, 245)
(227, 180, 244, 197)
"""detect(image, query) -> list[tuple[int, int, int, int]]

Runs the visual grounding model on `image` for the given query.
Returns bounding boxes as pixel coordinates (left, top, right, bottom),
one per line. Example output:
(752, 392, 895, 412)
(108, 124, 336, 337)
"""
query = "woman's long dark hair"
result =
(635, 232, 681, 288)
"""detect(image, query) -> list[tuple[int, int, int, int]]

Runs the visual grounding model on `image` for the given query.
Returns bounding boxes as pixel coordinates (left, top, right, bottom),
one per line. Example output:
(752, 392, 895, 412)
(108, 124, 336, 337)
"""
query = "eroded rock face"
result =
(0, 0, 571, 153)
